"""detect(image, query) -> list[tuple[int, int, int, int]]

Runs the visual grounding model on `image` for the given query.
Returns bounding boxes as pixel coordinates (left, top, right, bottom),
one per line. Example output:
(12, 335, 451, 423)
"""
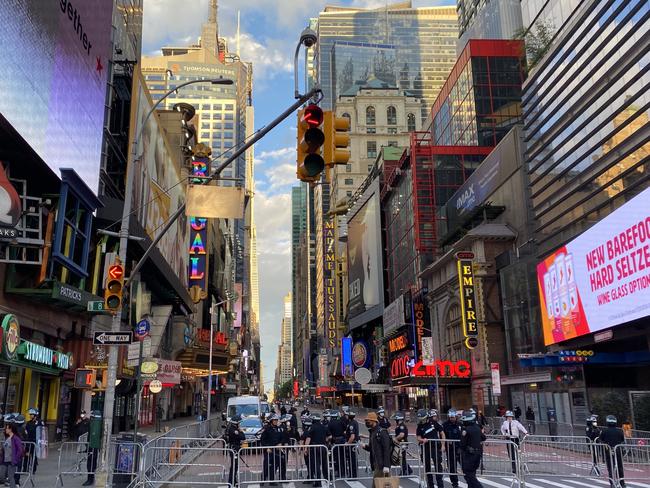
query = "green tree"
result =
(590, 391, 630, 423)
(275, 380, 293, 400)
(513, 19, 556, 70)
(632, 394, 650, 431)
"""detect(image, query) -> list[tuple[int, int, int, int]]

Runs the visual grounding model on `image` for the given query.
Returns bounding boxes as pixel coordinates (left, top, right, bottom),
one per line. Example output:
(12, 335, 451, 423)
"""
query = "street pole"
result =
(97, 78, 233, 484)
(207, 297, 232, 424)
(133, 336, 144, 442)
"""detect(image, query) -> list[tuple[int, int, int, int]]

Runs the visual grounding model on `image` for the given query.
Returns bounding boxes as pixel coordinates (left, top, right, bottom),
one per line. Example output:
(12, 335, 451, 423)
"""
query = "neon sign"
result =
(457, 256, 479, 349)
(388, 333, 409, 353)
(390, 355, 471, 379)
(188, 155, 210, 301)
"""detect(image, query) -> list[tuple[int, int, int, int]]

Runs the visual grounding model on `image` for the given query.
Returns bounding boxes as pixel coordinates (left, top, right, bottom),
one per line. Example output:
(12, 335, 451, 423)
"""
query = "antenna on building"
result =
(237, 10, 241, 57)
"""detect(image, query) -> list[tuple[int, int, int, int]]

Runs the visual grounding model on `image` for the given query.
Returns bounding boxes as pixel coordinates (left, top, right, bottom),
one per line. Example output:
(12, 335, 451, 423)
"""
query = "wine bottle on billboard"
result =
(549, 263, 564, 342)
(566, 253, 581, 330)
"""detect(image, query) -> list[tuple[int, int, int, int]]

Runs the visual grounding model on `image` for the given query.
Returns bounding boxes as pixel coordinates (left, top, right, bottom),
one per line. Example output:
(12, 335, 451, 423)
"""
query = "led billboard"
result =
(0, 0, 113, 194)
(537, 187, 650, 345)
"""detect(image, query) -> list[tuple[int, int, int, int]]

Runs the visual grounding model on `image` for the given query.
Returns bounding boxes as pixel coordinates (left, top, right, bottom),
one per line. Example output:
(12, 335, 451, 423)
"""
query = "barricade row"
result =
(57, 434, 650, 487)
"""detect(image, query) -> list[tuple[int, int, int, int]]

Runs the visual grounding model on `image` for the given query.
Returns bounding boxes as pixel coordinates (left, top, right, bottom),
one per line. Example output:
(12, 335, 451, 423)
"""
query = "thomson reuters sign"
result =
(390, 355, 471, 380)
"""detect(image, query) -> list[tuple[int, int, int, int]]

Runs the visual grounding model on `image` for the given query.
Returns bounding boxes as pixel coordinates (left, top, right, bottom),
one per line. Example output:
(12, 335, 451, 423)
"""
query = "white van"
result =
(226, 395, 267, 419)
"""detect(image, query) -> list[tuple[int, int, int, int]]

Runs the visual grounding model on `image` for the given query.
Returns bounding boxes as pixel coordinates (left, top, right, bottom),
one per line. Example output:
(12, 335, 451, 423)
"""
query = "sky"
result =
(141, 0, 455, 391)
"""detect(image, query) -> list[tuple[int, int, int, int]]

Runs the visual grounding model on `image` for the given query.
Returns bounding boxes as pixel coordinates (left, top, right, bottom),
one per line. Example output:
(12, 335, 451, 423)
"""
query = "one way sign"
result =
(93, 331, 133, 345)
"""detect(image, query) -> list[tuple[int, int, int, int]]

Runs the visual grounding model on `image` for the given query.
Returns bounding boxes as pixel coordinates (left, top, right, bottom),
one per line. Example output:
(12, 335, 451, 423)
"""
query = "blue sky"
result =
(142, 0, 455, 391)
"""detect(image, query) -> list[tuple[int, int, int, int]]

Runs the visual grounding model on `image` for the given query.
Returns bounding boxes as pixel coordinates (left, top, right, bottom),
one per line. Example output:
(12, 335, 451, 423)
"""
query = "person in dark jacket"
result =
(525, 407, 536, 434)
(260, 415, 284, 485)
(442, 410, 462, 488)
(305, 414, 328, 487)
(362, 412, 391, 479)
(586, 415, 602, 476)
(377, 407, 391, 430)
(393, 412, 412, 476)
(327, 410, 346, 478)
(2, 423, 24, 488)
(417, 409, 445, 488)
(460, 410, 485, 488)
(598, 415, 625, 488)
(226, 415, 246, 485)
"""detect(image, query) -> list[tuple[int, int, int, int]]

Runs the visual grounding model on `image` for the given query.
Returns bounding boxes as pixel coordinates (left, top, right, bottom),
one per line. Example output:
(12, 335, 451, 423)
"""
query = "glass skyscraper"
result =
(314, 3, 458, 114)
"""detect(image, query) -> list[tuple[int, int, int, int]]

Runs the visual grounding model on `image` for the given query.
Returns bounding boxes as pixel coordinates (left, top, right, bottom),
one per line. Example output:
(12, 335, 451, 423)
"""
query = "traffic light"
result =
(104, 262, 124, 312)
(296, 104, 325, 182)
(323, 112, 351, 183)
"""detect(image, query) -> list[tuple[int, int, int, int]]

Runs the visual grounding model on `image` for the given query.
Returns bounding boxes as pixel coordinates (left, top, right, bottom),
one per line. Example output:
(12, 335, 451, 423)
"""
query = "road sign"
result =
(93, 331, 133, 345)
(87, 301, 105, 312)
(108, 263, 124, 280)
(354, 367, 372, 385)
(421, 337, 434, 366)
(135, 319, 150, 340)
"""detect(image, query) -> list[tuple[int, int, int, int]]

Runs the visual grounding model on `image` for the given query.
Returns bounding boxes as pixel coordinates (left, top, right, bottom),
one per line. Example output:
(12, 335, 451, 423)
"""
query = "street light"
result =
(98, 77, 233, 481)
(207, 294, 236, 424)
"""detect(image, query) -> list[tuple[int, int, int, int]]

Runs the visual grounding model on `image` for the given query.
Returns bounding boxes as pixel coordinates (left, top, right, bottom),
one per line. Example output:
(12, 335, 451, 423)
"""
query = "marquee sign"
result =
(390, 354, 471, 380)
(457, 257, 479, 349)
(324, 217, 338, 348)
(188, 155, 210, 302)
(388, 333, 409, 354)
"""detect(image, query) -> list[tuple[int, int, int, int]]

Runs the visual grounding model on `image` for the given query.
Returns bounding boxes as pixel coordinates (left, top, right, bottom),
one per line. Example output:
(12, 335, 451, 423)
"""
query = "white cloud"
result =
(255, 147, 294, 165)
(260, 162, 297, 195)
(226, 32, 293, 82)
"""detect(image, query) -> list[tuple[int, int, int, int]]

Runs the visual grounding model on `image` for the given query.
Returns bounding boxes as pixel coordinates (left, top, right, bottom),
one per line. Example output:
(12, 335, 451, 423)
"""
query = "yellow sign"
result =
(457, 259, 478, 349)
(141, 361, 159, 374)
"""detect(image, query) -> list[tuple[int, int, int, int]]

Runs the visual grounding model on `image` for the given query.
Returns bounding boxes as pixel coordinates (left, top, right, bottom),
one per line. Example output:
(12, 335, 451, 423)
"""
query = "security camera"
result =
(299, 27, 318, 48)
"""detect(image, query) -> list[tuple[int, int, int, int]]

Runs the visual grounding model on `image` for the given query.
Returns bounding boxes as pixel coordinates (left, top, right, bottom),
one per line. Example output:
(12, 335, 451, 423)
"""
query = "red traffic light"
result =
(302, 105, 323, 128)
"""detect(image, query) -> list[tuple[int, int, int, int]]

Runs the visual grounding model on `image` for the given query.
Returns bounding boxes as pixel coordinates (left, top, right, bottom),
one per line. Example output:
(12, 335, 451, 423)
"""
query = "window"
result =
(202, 104, 210, 110)
(387, 106, 397, 125)
(225, 104, 234, 110)
(213, 104, 222, 110)
(201, 123, 210, 129)
(346, 164, 352, 173)
(366, 127, 376, 134)
(213, 123, 222, 130)
(225, 113, 234, 120)
(344, 178, 354, 185)
(388, 141, 398, 147)
(366, 106, 376, 125)
(213, 113, 222, 120)
(387, 127, 398, 134)
(342, 112, 351, 121)
(346, 191, 353, 197)
(367, 141, 377, 158)
(407, 113, 416, 132)
(201, 132, 210, 139)
(201, 113, 210, 120)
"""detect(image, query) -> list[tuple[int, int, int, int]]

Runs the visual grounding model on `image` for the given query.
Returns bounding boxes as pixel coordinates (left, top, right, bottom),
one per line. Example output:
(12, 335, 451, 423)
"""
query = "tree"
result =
(513, 19, 556, 70)
(590, 391, 630, 423)
(275, 380, 293, 400)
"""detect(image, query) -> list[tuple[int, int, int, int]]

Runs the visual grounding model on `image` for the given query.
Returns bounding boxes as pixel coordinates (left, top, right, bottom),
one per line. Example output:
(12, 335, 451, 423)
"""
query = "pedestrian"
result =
(74, 411, 89, 441)
(304, 414, 328, 486)
(377, 407, 391, 430)
(155, 403, 163, 433)
(1, 424, 24, 488)
(442, 410, 462, 488)
(344, 410, 359, 478)
(260, 414, 284, 485)
(586, 415, 602, 476)
(326, 410, 346, 478)
(12, 415, 26, 487)
(226, 415, 246, 485)
(500, 410, 527, 473)
(514, 405, 522, 420)
(83, 411, 102, 486)
(393, 412, 412, 476)
(598, 415, 625, 488)
(525, 407, 536, 434)
(361, 412, 392, 480)
(416, 409, 445, 488)
(460, 410, 485, 488)
(26, 408, 42, 475)
(477, 411, 489, 432)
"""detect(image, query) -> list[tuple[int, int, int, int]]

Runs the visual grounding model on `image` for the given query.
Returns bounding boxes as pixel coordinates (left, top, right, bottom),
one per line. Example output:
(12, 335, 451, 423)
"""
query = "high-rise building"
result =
(313, 2, 458, 117)
(276, 293, 293, 387)
(456, 0, 523, 54)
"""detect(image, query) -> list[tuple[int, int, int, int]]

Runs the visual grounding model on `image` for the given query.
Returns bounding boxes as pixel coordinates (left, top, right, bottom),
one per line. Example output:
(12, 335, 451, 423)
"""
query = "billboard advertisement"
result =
(130, 74, 189, 287)
(0, 0, 113, 194)
(347, 179, 383, 328)
(537, 187, 650, 345)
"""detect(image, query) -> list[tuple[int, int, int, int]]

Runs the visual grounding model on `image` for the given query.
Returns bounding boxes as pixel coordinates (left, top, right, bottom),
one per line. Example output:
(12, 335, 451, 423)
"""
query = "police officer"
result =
(443, 409, 462, 488)
(301, 405, 310, 419)
(226, 415, 246, 485)
(305, 413, 328, 487)
(344, 410, 360, 478)
(299, 416, 314, 480)
(260, 414, 284, 485)
(341, 406, 350, 430)
(586, 415, 602, 476)
(377, 406, 391, 430)
(598, 415, 626, 488)
(327, 410, 346, 478)
(416, 408, 445, 488)
(26, 407, 43, 475)
(460, 410, 485, 488)
(321, 410, 331, 435)
(393, 412, 412, 476)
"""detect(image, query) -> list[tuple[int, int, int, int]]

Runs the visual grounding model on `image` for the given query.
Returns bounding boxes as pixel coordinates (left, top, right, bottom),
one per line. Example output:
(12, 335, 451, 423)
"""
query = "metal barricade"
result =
(520, 436, 615, 485)
(141, 445, 234, 487)
(55, 440, 98, 487)
(15, 441, 36, 488)
(331, 443, 372, 482)
(616, 442, 650, 486)
(238, 444, 330, 486)
(419, 439, 463, 488)
(108, 440, 143, 488)
(477, 439, 521, 485)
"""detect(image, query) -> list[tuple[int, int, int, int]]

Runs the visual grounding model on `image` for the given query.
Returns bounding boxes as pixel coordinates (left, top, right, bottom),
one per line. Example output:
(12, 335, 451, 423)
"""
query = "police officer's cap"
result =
(347, 410, 357, 418)
(461, 411, 477, 423)
(393, 412, 405, 421)
(14, 414, 25, 425)
(505, 410, 514, 418)
(606, 415, 617, 426)
(330, 410, 341, 420)
(231, 414, 242, 423)
(28, 408, 39, 416)
(416, 409, 428, 421)
(310, 413, 322, 422)
(3, 414, 15, 423)
(303, 417, 313, 426)
(270, 414, 281, 422)
(322, 409, 332, 418)
(448, 409, 458, 417)
(283, 415, 292, 423)
(587, 415, 598, 423)
(377, 406, 385, 414)
(428, 409, 438, 418)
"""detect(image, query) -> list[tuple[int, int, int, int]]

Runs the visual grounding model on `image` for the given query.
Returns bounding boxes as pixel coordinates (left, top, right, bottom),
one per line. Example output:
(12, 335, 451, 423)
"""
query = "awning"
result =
(176, 347, 229, 374)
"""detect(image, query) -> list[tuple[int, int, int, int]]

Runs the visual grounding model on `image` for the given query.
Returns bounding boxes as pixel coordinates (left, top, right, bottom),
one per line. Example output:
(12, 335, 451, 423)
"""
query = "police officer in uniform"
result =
(327, 410, 346, 478)
(598, 415, 626, 488)
(226, 415, 246, 485)
(416, 408, 445, 488)
(299, 416, 313, 480)
(260, 414, 284, 485)
(586, 415, 602, 476)
(443, 409, 462, 488)
(393, 412, 412, 476)
(344, 410, 360, 478)
(460, 410, 485, 488)
(377, 407, 391, 430)
(305, 414, 328, 486)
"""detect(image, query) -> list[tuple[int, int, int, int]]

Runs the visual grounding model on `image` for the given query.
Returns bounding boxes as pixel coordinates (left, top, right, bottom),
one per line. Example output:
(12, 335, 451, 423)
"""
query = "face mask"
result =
(365, 421, 372, 428)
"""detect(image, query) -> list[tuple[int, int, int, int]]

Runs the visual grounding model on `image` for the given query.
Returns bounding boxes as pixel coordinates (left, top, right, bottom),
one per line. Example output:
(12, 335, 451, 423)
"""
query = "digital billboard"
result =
(347, 179, 383, 328)
(537, 187, 650, 345)
(0, 0, 113, 194)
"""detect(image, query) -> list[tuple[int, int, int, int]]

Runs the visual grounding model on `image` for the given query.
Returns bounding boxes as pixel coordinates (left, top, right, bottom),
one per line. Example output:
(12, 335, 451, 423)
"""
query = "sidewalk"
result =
(33, 416, 200, 487)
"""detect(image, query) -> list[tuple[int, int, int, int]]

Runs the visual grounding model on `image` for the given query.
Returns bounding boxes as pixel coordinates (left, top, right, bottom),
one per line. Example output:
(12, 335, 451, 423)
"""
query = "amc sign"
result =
(391, 354, 471, 380)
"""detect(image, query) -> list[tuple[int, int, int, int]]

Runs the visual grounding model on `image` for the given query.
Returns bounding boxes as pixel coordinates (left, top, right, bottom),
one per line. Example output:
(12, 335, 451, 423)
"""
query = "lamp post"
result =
(207, 295, 236, 424)
(98, 77, 233, 480)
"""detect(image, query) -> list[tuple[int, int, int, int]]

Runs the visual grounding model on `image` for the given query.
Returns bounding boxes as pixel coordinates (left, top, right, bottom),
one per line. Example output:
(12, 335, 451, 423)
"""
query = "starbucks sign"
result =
(1, 314, 20, 360)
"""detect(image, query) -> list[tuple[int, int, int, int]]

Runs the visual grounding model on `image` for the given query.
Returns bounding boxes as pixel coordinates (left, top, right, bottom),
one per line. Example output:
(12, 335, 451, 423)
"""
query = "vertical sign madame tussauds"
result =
(324, 217, 338, 348)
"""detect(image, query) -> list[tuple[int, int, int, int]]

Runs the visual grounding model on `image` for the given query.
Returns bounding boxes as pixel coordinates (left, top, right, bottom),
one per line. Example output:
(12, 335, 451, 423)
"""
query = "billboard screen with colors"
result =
(537, 187, 650, 345)
(0, 0, 113, 194)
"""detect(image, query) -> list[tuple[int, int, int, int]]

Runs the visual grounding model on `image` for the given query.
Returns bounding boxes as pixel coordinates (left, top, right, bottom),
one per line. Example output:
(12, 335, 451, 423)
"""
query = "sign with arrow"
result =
(93, 331, 133, 345)
(108, 263, 124, 280)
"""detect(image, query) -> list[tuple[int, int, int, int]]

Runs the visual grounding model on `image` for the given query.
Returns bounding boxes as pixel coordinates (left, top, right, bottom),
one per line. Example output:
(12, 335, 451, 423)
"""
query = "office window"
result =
(366, 106, 376, 125)
(201, 113, 210, 120)
(388, 127, 398, 134)
(202, 104, 211, 110)
(345, 178, 354, 185)
(388, 141, 398, 147)
(213, 113, 222, 120)
(346, 191, 353, 197)
(346, 164, 352, 173)
(225, 104, 234, 110)
(407, 113, 416, 132)
(213, 104, 222, 110)
(387, 106, 397, 125)
(224, 122, 234, 130)
(367, 141, 377, 159)
(225, 113, 234, 120)
(201, 123, 210, 129)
